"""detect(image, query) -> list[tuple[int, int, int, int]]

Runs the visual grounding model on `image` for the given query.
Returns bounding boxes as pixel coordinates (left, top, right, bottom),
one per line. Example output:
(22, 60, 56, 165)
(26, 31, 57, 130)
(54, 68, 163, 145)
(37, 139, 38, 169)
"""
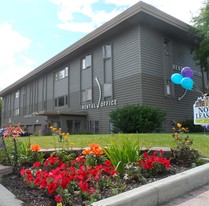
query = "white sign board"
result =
(193, 97, 209, 125)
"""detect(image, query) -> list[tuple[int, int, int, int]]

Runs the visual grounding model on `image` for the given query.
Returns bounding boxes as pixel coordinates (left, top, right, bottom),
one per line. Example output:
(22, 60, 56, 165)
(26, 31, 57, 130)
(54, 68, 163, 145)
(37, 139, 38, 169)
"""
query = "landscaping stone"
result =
(0, 165, 13, 176)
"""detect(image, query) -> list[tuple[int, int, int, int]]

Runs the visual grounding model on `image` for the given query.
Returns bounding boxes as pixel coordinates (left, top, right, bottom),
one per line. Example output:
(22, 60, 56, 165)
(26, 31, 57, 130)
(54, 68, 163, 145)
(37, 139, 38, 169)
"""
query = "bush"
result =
(109, 104, 166, 133)
(181, 119, 204, 133)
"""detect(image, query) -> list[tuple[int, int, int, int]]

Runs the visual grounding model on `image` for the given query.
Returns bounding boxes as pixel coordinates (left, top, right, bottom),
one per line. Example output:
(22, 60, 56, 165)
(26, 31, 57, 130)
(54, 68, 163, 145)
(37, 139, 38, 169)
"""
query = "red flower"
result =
(79, 181, 88, 192)
(33, 162, 41, 168)
(55, 194, 63, 203)
(47, 182, 57, 195)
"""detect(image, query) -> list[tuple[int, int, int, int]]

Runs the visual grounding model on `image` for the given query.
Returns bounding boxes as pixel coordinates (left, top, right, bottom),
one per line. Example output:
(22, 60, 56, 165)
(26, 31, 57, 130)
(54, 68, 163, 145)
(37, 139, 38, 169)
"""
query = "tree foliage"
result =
(192, 0, 209, 70)
(109, 104, 166, 133)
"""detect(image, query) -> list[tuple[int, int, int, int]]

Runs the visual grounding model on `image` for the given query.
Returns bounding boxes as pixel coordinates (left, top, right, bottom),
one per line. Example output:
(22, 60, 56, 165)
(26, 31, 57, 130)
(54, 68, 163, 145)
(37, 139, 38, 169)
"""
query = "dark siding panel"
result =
(46, 73, 54, 110)
(54, 78, 68, 97)
(69, 91, 81, 111)
(140, 25, 163, 77)
(113, 26, 140, 80)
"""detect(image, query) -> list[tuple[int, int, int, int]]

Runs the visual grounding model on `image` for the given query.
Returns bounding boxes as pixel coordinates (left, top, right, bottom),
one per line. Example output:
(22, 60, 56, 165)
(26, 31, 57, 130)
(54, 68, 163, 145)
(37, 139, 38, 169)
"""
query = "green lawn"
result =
(17, 132, 209, 157)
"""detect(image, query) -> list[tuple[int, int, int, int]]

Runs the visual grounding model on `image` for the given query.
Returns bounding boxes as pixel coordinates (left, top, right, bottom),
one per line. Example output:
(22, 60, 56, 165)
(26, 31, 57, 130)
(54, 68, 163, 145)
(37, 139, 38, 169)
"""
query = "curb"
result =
(91, 163, 209, 206)
(0, 184, 23, 206)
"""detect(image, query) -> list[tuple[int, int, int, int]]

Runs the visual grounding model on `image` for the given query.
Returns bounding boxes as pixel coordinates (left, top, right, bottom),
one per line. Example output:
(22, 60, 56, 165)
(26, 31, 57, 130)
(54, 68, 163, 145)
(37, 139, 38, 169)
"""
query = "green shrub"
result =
(109, 104, 166, 133)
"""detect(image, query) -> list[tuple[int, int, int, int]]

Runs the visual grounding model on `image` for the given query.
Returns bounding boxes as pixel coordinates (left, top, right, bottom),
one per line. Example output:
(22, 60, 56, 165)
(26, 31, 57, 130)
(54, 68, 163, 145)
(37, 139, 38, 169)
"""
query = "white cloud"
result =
(89, 9, 122, 27)
(49, 0, 124, 32)
(50, 0, 204, 34)
(0, 22, 35, 91)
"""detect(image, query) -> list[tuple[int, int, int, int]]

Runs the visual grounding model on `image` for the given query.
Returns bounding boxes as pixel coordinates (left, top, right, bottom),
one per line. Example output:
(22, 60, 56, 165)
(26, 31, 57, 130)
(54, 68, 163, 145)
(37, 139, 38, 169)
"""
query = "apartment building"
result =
(0, 1, 204, 134)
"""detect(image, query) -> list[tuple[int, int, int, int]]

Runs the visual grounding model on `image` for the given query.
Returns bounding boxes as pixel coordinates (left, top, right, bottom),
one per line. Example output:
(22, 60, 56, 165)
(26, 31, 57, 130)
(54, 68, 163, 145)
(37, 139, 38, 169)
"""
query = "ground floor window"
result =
(86, 120, 99, 134)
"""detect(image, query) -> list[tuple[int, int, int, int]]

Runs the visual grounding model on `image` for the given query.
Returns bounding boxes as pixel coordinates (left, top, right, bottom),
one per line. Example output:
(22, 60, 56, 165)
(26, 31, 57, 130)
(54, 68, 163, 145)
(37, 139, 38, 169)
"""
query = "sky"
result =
(0, 0, 204, 91)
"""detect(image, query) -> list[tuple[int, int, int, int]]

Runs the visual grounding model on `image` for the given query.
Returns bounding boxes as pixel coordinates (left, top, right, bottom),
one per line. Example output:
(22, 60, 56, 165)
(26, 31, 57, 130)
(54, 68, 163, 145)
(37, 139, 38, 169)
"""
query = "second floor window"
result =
(55, 67, 68, 81)
(82, 55, 92, 70)
(82, 88, 92, 102)
(15, 91, 19, 98)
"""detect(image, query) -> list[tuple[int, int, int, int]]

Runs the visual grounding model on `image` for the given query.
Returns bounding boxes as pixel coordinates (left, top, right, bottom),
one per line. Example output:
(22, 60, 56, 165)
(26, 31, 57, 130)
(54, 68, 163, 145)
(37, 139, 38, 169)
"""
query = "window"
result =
(104, 83, 112, 97)
(15, 91, 19, 99)
(58, 96, 64, 107)
(103, 44, 112, 59)
(55, 67, 68, 81)
(166, 80, 171, 95)
(82, 55, 92, 70)
(103, 44, 113, 98)
(14, 108, 19, 116)
(82, 88, 92, 102)
(163, 38, 170, 55)
(54, 95, 68, 107)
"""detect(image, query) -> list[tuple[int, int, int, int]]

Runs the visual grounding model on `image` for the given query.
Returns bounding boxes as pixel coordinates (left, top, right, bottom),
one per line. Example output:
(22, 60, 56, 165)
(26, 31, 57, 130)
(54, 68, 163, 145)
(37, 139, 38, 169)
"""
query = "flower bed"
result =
(0, 123, 206, 206)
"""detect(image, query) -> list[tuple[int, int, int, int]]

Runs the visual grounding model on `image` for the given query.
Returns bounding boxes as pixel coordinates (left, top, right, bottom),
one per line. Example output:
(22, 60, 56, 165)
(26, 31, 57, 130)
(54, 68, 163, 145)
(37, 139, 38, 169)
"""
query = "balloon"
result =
(171, 73, 183, 84)
(181, 77, 194, 90)
(206, 124, 209, 131)
(181, 67, 193, 78)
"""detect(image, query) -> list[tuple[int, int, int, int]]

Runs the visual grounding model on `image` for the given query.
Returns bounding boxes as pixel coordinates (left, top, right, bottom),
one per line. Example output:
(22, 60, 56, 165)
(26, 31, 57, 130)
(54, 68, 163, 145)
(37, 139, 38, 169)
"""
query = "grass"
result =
(16, 132, 209, 158)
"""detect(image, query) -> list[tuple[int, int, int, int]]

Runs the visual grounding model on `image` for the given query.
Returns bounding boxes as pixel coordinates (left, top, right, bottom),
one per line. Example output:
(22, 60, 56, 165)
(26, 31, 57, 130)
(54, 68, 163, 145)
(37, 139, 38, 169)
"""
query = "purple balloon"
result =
(181, 67, 193, 78)
(206, 124, 209, 131)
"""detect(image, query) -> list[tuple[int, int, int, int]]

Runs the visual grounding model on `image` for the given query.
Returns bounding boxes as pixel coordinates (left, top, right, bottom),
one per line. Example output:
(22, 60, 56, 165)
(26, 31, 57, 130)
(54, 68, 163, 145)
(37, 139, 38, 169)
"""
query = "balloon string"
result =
(178, 90, 187, 101)
(193, 83, 204, 97)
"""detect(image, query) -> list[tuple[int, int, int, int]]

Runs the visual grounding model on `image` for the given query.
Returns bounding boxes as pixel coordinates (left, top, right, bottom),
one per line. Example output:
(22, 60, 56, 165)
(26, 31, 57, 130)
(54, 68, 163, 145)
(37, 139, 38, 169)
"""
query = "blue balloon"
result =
(171, 73, 183, 84)
(181, 77, 194, 90)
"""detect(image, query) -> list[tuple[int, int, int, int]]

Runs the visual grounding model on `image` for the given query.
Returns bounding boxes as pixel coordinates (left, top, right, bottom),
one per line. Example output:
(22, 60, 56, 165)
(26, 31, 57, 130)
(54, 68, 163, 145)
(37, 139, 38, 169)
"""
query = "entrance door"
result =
(66, 120, 73, 133)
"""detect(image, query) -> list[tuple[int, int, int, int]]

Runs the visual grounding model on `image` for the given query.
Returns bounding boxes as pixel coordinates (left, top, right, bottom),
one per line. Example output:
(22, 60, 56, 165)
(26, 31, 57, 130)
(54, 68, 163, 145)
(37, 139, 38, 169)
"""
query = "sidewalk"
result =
(0, 165, 23, 206)
(163, 184, 209, 206)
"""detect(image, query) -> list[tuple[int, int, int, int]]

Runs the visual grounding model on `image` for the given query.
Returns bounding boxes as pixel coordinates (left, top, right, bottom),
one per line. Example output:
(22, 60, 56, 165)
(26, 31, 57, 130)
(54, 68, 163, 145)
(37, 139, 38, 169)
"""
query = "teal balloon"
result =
(181, 77, 194, 90)
(171, 73, 183, 84)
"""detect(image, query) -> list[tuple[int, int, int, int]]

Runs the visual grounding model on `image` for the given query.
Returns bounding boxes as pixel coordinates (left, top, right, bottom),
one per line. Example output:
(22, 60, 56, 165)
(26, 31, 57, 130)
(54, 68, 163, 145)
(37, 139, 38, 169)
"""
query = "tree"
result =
(192, 0, 209, 71)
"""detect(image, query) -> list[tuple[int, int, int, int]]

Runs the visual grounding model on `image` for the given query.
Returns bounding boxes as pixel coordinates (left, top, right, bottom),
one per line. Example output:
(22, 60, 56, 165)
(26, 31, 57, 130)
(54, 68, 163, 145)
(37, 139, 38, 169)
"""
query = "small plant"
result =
(103, 135, 141, 174)
(123, 150, 171, 182)
(49, 126, 72, 151)
(171, 122, 200, 167)
(20, 154, 124, 205)
(82, 144, 107, 167)
(3, 124, 24, 170)
(138, 150, 171, 177)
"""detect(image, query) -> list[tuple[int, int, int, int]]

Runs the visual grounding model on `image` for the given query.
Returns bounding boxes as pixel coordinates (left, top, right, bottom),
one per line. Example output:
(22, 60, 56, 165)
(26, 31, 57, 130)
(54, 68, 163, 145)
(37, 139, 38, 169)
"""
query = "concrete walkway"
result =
(0, 165, 23, 206)
(163, 184, 209, 206)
